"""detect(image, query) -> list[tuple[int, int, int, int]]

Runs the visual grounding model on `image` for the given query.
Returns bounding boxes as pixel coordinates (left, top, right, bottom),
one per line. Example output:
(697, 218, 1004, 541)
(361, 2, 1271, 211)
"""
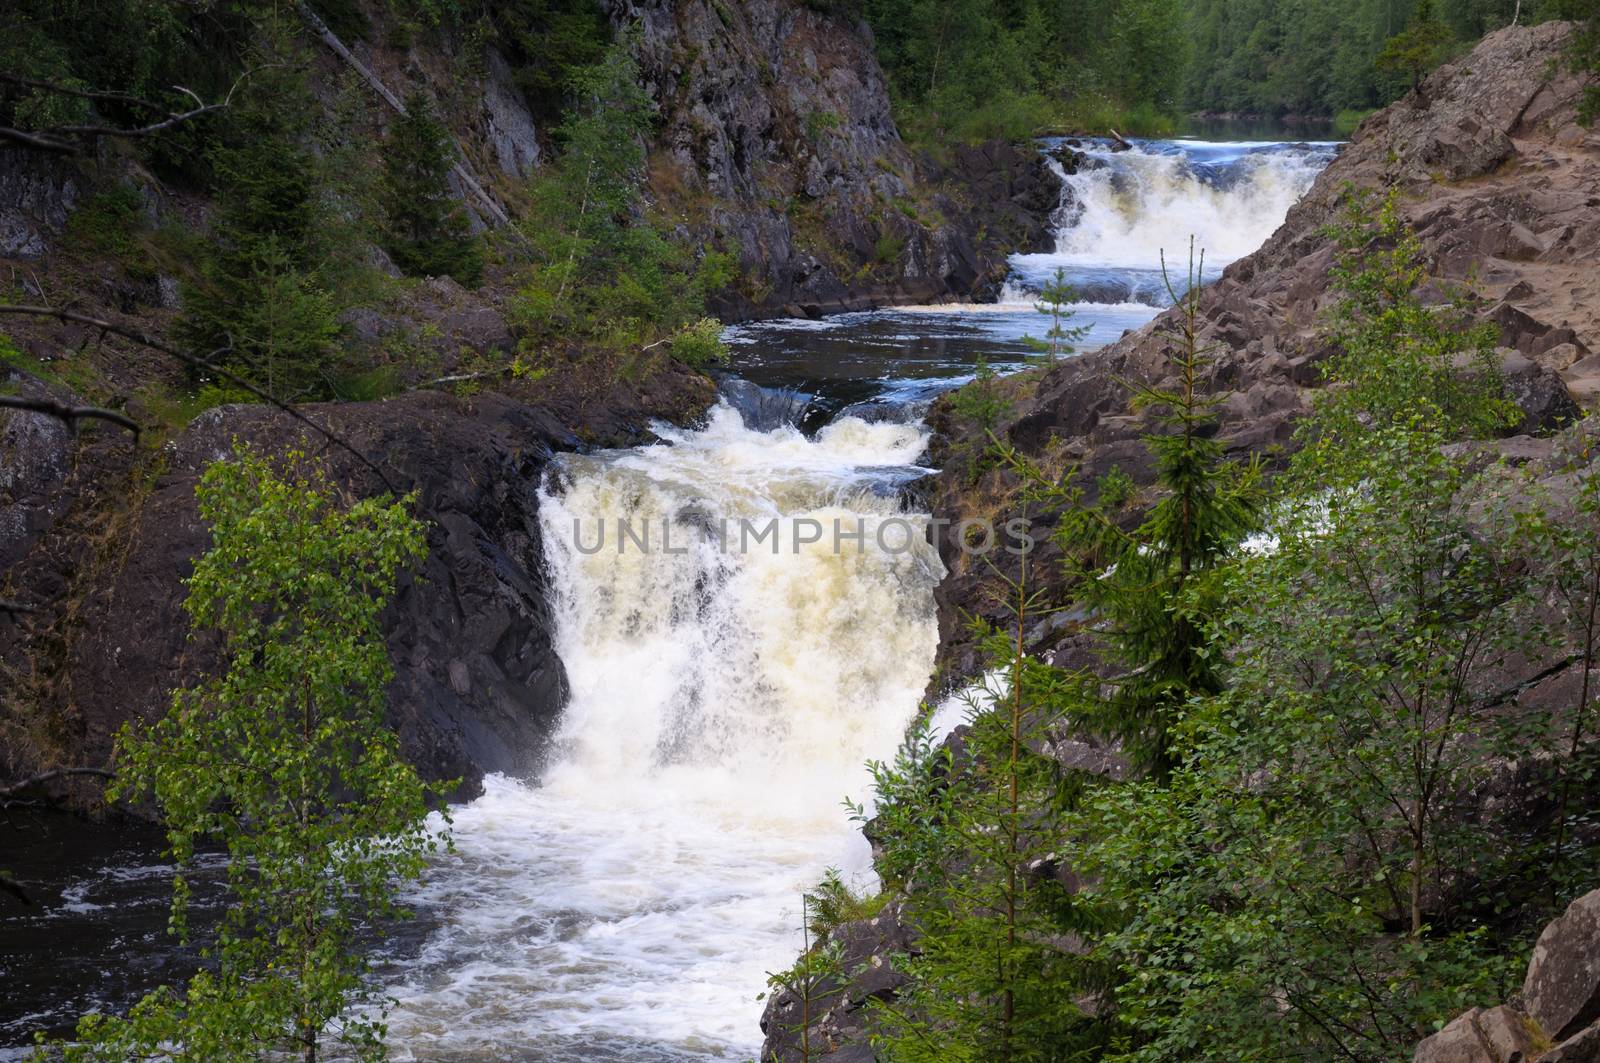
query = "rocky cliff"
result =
(610, 0, 1058, 318)
(1414, 888, 1600, 1063)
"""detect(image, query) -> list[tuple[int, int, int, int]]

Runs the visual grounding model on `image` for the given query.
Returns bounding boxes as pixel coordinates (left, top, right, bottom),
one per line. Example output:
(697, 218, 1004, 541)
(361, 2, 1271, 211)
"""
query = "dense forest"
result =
(860, 0, 1595, 137)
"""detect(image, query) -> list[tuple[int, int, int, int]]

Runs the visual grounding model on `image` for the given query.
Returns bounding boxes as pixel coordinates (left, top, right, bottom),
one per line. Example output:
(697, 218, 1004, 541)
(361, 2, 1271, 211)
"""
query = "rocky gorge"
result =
(2, 0, 1600, 1057)
(760, 20, 1600, 1061)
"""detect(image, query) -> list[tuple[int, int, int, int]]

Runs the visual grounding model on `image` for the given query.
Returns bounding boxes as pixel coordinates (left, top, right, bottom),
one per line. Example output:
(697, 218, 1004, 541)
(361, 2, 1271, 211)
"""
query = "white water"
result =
(375, 135, 1337, 1062)
(1006, 137, 1338, 305)
(383, 406, 943, 1060)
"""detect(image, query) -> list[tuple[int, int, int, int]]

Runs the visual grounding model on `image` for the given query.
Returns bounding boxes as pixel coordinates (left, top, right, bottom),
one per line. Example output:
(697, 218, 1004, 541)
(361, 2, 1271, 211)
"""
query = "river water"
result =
(0, 134, 1335, 1059)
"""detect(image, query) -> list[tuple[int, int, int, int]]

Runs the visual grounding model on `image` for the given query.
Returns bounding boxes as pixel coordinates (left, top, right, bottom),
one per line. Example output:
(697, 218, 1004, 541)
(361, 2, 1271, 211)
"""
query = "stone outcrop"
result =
(609, 0, 1057, 319)
(1414, 889, 1600, 1063)
(759, 901, 916, 1063)
(1, 369, 713, 799)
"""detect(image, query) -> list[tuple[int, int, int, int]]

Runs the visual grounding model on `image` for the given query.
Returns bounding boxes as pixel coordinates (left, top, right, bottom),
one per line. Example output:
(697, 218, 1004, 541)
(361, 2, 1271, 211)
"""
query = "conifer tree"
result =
(177, 25, 340, 400)
(1050, 242, 1259, 777)
(380, 90, 482, 287)
(1376, 0, 1453, 91)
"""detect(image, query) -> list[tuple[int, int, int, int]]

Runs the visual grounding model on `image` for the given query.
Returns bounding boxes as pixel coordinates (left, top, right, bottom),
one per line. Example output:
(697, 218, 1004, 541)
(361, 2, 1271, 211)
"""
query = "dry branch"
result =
(0, 767, 113, 798)
(0, 394, 141, 436)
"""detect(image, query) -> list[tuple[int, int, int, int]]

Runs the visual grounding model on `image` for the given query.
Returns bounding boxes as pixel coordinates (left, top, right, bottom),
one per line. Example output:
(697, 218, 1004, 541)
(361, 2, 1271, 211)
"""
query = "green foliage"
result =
(65, 184, 147, 262)
(380, 90, 483, 286)
(1310, 187, 1514, 455)
(1046, 244, 1260, 777)
(513, 38, 737, 359)
(51, 447, 448, 1061)
(459, 0, 612, 121)
(1022, 267, 1091, 360)
(1376, 0, 1455, 90)
(1549, 0, 1600, 124)
(863, 0, 1190, 143)
(804, 868, 889, 939)
(668, 317, 731, 369)
(176, 31, 344, 401)
(948, 356, 1010, 433)
(857, 619, 1108, 1060)
(1062, 193, 1562, 1062)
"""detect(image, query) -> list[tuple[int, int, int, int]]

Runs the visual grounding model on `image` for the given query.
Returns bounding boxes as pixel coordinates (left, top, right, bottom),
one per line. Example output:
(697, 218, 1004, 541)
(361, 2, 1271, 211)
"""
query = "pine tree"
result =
(176, 28, 339, 400)
(380, 90, 482, 286)
(1052, 242, 1259, 777)
(1375, 0, 1453, 91)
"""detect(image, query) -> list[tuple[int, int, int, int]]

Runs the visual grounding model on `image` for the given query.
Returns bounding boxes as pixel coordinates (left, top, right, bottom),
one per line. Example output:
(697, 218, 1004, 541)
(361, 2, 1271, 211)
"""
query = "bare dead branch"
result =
(0, 126, 76, 154)
(0, 305, 398, 492)
(0, 67, 272, 155)
(0, 600, 37, 615)
(0, 394, 141, 436)
(0, 767, 113, 799)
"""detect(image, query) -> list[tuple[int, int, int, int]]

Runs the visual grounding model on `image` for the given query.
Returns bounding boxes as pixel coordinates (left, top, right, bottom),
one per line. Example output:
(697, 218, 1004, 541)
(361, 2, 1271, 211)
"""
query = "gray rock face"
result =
(1411, 1005, 1535, 1063)
(480, 46, 541, 179)
(0, 148, 79, 259)
(759, 902, 916, 1062)
(1526, 890, 1600, 1042)
(1415, 890, 1600, 1063)
(606, 0, 1056, 318)
(38, 393, 583, 797)
(0, 371, 77, 570)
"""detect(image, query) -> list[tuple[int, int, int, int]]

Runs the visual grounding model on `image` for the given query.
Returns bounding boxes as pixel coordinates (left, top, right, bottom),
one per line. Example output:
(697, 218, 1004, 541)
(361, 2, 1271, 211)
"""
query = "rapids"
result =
(0, 132, 1335, 1061)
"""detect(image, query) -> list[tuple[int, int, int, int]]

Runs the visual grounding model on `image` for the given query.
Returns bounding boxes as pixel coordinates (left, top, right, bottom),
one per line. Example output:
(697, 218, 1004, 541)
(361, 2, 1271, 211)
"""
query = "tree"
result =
(176, 27, 342, 401)
(857, 575, 1107, 1061)
(52, 447, 448, 1062)
(1073, 195, 1549, 1063)
(1048, 243, 1259, 777)
(380, 90, 482, 286)
(512, 36, 735, 356)
(1376, 0, 1453, 91)
(1022, 267, 1091, 361)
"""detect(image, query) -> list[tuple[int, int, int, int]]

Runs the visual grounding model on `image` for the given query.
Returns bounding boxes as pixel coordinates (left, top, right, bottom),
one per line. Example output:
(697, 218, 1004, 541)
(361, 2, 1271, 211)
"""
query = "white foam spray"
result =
(382, 405, 943, 1060)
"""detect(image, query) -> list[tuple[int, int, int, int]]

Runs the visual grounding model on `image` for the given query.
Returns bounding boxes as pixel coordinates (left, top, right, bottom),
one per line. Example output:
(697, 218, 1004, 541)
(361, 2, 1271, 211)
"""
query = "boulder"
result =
(1543, 1021, 1600, 1063)
(1412, 1006, 1536, 1063)
(1525, 889, 1600, 1042)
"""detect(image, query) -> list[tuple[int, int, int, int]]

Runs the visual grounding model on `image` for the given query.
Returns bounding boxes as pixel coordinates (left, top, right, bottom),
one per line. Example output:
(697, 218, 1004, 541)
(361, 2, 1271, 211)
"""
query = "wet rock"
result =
(56, 393, 584, 797)
(759, 902, 916, 1062)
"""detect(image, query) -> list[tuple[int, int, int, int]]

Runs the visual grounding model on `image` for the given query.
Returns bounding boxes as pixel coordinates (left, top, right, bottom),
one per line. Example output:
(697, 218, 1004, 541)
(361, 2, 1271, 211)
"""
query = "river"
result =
(0, 133, 1336, 1059)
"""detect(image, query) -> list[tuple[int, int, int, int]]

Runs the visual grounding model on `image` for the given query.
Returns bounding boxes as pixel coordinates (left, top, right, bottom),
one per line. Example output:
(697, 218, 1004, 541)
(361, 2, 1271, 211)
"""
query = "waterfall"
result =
(382, 405, 944, 1060)
(1005, 137, 1338, 306)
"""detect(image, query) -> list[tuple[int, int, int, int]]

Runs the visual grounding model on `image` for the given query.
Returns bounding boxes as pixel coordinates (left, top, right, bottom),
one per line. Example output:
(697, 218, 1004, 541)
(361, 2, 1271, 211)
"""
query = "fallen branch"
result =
(0, 767, 113, 799)
(0, 600, 37, 615)
(0, 394, 141, 437)
(408, 367, 514, 390)
(1108, 128, 1134, 151)
(0, 305, 398, 492)
(0, 69, 268, 155)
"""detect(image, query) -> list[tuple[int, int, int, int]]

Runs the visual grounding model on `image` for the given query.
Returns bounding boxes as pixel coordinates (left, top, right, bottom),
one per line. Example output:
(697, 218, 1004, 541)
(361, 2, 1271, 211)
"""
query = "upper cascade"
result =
(1005, 137, 1339, 306)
